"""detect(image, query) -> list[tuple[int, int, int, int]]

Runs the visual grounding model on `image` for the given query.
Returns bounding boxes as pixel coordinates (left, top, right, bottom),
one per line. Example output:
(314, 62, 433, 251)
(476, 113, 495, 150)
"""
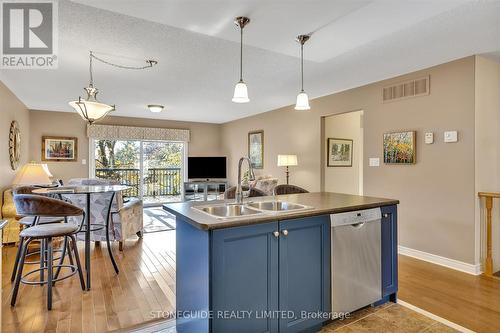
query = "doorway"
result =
(322, 110, 364, 195)
(90, 139, 185, 205)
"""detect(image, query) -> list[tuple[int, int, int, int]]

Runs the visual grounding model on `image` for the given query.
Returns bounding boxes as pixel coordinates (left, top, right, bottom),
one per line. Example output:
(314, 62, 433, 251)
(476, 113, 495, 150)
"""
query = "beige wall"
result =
(0, 81, 30, 208)
(222, 57, 477, 264)
(323, 111, 363, 195)
(475, 56, 500, 270)
(29, 110, 223, 183)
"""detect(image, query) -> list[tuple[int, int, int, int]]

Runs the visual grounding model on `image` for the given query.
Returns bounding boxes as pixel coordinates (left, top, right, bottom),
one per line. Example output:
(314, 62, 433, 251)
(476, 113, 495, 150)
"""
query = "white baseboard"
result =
(397, 300, 475, 333)
(398, 246, 482, 275)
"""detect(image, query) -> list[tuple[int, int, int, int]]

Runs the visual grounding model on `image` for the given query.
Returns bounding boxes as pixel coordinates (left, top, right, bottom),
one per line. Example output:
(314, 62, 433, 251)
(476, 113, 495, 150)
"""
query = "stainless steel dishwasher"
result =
(331, 208, 382, 314)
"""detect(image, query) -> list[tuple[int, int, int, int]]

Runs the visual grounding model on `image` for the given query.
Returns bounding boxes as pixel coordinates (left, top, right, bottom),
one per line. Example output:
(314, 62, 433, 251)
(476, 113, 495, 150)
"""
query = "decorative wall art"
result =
(383, 131, 416, 164)
(42, 136, 78, 161)
(248, 130, 264, 169)
(9, 121, 21, 170)
(327, 138, 353, 167)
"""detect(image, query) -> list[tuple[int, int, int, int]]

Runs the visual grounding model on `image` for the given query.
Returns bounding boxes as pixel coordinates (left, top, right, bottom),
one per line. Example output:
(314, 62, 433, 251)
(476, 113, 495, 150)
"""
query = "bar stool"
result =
(11, 194, 86, 310)
(11, 186, 69, 284)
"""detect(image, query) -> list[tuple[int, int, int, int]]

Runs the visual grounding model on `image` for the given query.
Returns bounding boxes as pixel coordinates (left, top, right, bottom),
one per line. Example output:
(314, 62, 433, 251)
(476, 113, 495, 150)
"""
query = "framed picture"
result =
(42, 136, 78, 161)
(327, 138, 353, 167)
(248, 130, 264, 169)
(383, 131, 416, 164)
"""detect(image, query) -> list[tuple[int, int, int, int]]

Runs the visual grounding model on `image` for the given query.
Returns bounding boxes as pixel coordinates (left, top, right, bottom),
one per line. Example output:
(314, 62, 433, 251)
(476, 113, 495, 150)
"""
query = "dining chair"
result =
(224, 186, 268, 200)
(273, 184, 309, 195)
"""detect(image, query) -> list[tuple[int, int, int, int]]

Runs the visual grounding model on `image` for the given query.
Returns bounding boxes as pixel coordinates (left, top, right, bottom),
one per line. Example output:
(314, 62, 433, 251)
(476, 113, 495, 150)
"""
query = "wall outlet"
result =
(444, 131, 458, 143)
(82, 159, 87, 165)
(424, 132, 434, 144)
(369, 158, 380, 167)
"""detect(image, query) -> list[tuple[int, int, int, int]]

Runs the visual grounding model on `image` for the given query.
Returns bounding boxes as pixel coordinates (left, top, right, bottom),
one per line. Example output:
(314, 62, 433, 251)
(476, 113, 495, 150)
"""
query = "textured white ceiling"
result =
(1, 0, 500, 123)
(70, 0, 469, 62)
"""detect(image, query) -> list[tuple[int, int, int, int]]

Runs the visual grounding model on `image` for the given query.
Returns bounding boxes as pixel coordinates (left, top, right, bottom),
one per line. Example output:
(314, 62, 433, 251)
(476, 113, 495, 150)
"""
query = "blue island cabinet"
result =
(176, 207, 398, 333)
(381, 205, 398, 301)
(211, 215, 331, 333)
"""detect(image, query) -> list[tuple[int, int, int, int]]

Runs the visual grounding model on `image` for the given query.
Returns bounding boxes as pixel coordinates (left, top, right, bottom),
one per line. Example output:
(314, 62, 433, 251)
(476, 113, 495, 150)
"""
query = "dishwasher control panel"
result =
(330, 208, 381, 227)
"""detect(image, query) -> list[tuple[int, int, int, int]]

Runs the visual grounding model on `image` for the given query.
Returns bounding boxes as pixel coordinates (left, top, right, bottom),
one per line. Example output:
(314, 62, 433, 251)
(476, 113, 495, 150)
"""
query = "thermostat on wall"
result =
(424, 132, 434, 144)
(444, 131, 458, 143)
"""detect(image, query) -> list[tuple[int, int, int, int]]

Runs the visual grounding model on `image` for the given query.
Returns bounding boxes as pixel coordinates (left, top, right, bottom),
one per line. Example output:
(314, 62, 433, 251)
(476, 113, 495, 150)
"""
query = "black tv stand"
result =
(184, 180, 228, 201)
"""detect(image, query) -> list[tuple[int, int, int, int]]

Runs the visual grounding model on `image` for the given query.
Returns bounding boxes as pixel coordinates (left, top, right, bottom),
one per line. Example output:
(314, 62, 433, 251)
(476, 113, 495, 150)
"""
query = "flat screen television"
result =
(188, 157, 227, 180)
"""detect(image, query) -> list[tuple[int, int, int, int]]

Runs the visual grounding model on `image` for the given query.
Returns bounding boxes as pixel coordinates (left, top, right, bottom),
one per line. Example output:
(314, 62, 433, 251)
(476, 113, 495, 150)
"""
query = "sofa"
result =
(63, 178, 144, 251)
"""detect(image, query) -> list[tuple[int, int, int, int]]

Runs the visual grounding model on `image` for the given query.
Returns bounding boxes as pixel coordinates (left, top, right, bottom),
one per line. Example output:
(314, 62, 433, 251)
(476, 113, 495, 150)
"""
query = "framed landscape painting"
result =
(383, 131, 416, 164)
(248, 130, 264, 169)
(42, 136, 78, 161)
(327, 138, 353, 167)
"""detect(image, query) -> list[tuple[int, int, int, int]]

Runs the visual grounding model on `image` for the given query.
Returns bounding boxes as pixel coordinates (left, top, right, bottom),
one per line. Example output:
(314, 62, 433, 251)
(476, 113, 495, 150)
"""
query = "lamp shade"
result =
(277, 155, 298, 167)
(41, 164, 53, 178)
(232, 81, 250, 103)
(294, 91, 310, 110)
(13, 162, 52, 185)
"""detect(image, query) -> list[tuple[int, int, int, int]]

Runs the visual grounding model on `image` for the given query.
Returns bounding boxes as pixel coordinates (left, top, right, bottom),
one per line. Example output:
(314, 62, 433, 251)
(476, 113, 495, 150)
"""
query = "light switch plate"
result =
(425, 132, 434, 144)
(82, 159, 87, 165)
(444, 131, 458, 143)
(369, 158, 380, 167)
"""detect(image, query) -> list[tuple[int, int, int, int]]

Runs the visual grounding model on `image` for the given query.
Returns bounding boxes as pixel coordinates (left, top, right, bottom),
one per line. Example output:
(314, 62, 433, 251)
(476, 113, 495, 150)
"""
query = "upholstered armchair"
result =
(1, 189, 20, 244)
(63, 178, 143, 251)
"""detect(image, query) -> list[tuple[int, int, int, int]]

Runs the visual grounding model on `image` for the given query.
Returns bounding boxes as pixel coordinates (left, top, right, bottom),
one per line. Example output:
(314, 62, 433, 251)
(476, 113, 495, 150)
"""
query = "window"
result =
(90, 139, 186, 205)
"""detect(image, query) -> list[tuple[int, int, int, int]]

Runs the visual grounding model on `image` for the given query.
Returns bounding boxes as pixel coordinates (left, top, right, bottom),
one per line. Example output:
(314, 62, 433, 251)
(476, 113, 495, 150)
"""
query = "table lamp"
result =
(12, 162, 53, 186)
(277, 154, 298, 185)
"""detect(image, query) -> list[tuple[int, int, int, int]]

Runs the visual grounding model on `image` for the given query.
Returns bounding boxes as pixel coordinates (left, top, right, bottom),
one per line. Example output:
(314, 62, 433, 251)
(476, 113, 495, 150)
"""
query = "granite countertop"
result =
(163, 192, 399, 230)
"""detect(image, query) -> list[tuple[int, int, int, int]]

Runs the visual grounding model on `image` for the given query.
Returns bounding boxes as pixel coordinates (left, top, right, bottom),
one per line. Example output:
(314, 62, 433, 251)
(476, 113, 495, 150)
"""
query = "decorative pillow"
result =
(252, 178, 278, 195)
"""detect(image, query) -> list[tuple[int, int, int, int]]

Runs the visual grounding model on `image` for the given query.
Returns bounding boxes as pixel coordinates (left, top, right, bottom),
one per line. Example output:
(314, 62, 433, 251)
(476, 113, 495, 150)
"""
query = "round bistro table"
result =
(33, 185, 130, 290)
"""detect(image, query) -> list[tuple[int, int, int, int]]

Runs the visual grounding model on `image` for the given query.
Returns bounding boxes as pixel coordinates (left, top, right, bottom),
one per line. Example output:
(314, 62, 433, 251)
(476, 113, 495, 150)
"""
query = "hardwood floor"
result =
(399, 254, 500, 333)
(137, 302, 459, 333)
(4, 234, 499, 333)
(2, 231, 176, 333)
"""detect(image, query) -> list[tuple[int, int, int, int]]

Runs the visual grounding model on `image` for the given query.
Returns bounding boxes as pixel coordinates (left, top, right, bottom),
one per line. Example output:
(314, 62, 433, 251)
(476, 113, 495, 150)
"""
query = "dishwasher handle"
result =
(331, 208, 382, 227)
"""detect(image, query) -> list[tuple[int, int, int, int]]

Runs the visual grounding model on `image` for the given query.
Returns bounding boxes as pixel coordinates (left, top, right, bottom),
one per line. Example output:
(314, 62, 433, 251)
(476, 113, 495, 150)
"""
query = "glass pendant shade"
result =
(69, 86, 115, 124)
(232, 81, 250, 103)
(294, 91, 310, 110)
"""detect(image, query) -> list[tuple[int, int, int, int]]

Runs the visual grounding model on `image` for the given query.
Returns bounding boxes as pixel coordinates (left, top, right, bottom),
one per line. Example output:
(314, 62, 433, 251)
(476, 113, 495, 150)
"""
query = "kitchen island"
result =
(164, 192, 399, 333)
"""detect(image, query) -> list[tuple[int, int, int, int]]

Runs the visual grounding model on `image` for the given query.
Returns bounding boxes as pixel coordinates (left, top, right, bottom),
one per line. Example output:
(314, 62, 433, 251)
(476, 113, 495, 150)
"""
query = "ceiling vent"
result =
(382, 76, 430, 103)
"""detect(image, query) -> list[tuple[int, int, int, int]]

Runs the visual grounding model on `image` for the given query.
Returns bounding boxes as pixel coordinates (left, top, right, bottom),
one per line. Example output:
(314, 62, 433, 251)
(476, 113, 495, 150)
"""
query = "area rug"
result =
(143, 207, 176, 233)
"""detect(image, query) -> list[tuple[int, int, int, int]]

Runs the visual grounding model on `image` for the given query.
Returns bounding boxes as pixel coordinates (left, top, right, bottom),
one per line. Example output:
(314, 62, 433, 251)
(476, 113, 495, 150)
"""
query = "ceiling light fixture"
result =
(69, 51, 157, 124)
(148, 104, 164, 113)
(232, 16, 250, 103)
(295, 35, 311, 111)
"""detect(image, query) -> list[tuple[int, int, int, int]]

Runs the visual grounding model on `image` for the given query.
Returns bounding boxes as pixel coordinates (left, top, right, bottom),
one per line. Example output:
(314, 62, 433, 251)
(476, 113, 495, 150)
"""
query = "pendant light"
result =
(69, 51, 115, 124)
(232, 16, 250, 103)
(69, 51, 157, 124)
(295, 34, 311, 111)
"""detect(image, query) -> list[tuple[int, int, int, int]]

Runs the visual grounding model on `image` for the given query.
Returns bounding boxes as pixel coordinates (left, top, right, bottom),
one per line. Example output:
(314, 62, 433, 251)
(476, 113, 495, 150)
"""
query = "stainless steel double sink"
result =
(193, 200, 312, 219)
